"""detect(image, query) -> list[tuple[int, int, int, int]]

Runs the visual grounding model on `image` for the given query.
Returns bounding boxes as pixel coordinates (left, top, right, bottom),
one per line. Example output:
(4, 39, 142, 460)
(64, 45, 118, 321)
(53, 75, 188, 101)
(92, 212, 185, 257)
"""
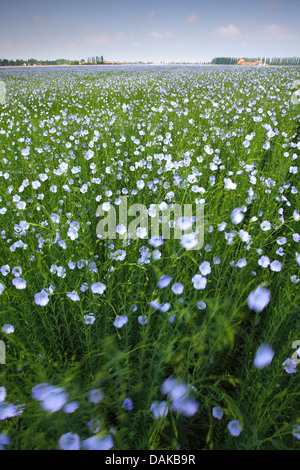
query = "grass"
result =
(0, 64, 299, 450)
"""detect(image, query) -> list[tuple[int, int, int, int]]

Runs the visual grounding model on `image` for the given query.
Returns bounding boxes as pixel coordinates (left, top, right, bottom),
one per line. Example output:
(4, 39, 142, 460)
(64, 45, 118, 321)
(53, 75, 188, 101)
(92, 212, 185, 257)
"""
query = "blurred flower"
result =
(236, 258, 247, 268)
(292, 424, 300, 440)
(258, 256, 270, 268)
(12, 277, 26, 290)
(152, 249, 161, 260)
(123, 398, 133, 411)
(59, 432, 80, 450)
(253, 344, 274, 369)
(192, 274, 207, 290)
(199, 261, 211, 276)
(197, 301, 206, 310)
(227, 420, 242, 437)
(224, 178, 237, 190)
(239, 230, 251, 243)
(66, 291, 80, 301)
(160, 376, 199, 417)
(149, 236, 164, 247)
(84, 149, 94, 161)
(50, 213, 60, 224)
(34, 290, 50, 306)
(161, 377, 188, 401)
(2, 324, 14, 334)
(260, 220, 271, 231)
(218, 222, 227, 231)
(150, 401, 169, 419)
(138, 315, 147, 325)
(0, 403, 19, 420)
(63, 401, 79, 414)
(171, 282, 184, 295)
(32, 383, 52, 401)
(136, 179, 145, 190)
(136, 227, 147, 239)
(0, 386, 7, 402)
(81, 282, 89, 292)
(270, 260, 282, 272)
(0, 433, 10, 449)
(91, 282, 106, 295)
(113, 315, 128, 328)
(231, 207, 244, 224)
(180, 232, 198, 249)
(176, 216, 193, 231)
(159, 302, 170, 313)
(84, 314, 95, 325)
(0, 265, 10, 276)
(282, 358, 297, 374)
(12, 266, 22, 277)
(168, 314, 176, 323)
(67, 226, 79, 240)
(40, 386, 68, 413)
(87, 418, 101, 433)
(148, 300, 161, 310)
(82, 434, 113, 450)
(116, 224, 126, 235)
(88, 388, 105, 404)
(247, 286, 270, 312)
(171, 397, 199, 417)
(157, 275, 173, 288)
(212, 406, 224, 420)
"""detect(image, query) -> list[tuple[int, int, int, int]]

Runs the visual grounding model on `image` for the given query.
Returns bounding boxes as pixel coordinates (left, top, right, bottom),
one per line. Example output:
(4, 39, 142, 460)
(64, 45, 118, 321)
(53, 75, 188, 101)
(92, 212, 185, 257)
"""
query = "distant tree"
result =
(211, 57, 239, 65)
(210, 56, 300, 66)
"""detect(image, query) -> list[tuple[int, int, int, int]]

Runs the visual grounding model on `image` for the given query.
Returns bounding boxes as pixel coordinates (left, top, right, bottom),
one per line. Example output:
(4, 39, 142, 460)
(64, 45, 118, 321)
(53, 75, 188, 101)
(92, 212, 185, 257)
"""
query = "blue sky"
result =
(0, 0, 299, 62)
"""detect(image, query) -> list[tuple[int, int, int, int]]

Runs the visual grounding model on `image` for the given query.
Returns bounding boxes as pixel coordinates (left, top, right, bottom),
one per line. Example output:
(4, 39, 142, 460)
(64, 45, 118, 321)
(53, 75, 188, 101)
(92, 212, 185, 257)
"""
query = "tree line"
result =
(0, 57, 105, 66)
(1, 56, 299, 67)
(0, 58, 82, 66)
(211, 57, 300, 65)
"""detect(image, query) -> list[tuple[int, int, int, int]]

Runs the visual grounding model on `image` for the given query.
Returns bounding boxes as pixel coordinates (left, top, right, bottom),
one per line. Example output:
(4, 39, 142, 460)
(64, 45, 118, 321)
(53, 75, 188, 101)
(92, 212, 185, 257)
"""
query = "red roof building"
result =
(237, 59, 265, 66)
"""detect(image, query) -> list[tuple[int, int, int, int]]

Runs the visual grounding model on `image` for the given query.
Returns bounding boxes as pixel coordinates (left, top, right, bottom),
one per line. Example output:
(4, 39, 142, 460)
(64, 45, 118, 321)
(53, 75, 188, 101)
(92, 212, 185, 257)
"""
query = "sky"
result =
(0, 0, 299, 62)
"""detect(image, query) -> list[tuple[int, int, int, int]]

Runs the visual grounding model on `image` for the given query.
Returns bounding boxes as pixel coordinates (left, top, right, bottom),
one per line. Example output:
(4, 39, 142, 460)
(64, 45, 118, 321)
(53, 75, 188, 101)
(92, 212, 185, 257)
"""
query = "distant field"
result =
(0, 65, 299, 450)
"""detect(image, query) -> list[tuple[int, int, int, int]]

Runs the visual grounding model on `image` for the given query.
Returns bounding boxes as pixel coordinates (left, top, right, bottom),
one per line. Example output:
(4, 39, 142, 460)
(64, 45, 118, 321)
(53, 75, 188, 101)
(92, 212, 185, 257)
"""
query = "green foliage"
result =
(0, 65, 299, 450)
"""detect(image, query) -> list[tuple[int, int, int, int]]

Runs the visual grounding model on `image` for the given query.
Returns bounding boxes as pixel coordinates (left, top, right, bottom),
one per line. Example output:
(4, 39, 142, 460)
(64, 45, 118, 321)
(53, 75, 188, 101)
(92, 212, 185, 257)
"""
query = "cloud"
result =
(0, 39, 13, 49)
(186, 12, 198, 24)
(32, 16, 45, 24)
(264, 24, 285, 35)
(215, 24, 241, 37)
(148, 11, 155, 20)
(115, 32, 126, 42)
(83, 33, 109, 45)
(149, 31, 174, 39)
(264, 0, 278, 10)
(263, 24, 297, 39)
